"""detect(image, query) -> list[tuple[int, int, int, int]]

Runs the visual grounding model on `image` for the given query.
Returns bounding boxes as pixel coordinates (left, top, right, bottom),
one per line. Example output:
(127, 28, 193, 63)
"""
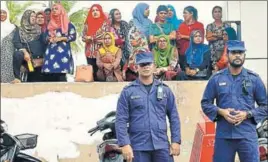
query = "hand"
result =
(232, 110, 247, 125)
(154, 68, 162, 75)
(170, 143, 180, 156)
(49, 37, 56, 44)
(24, 51, 31, 62)
(218, 108, 237, 124)
(121, 145, 134, 162)
(122, 70, 126, 81)
(130, 40, 138, 46)
(177, 33, 182, 40)
(190, 69, 197, 76)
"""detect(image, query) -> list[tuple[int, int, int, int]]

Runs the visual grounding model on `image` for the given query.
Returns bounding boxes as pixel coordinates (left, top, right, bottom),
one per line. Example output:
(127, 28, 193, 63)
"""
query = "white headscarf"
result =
(1, 1, 16, 40)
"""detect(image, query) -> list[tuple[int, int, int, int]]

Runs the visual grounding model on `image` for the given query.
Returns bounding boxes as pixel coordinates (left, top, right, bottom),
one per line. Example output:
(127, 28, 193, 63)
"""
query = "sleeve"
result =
(67, 23, 76, 42)
(113, 48, 122, 68)
(12, 28, 25, 50)
(251, 76, 268, 123)
(149, 24, 154, 36)
(206, 24, 213, 32)
(198, 50, 211, 70)
(96, 51, 103, 68)
(115, 89, 131, 146)
(201, 77, 219, 121)
(166, 88, 181, 144)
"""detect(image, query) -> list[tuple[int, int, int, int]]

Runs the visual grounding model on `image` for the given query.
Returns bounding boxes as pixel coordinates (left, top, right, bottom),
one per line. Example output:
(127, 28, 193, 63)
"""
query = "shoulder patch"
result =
(247, 69, 259, 77)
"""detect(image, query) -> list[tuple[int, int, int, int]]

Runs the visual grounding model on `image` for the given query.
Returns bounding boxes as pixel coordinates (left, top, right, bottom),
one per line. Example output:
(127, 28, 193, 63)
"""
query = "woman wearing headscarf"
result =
(123, 2, 152, 81)
(153, 35, 179, 80)
(82, 4, 111, 81)
(166, 4, 183, 30)
(42, 3, 76, 82)
(1, 2, 16, 83)
(96, 32, 123, 82)
(213, 27, 237, 73)
(12, 10, 45, 82)
(206, 6, 230, 68)
(149, 5, 176, 49)
(177, 30, 211, 80)
(109, 9, 130, 67)
(177, 6, 204, 71)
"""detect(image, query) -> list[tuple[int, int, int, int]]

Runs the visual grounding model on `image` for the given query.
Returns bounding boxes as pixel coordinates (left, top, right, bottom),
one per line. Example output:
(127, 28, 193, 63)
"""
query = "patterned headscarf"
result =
(47, 3, 70, 38)
(1, 1, 16, 40)
(19, 10, 41, 43)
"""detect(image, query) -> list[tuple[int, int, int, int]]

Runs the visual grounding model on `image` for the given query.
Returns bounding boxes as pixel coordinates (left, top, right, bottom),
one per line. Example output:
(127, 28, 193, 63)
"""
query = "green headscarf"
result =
(153, 35, 175, 68)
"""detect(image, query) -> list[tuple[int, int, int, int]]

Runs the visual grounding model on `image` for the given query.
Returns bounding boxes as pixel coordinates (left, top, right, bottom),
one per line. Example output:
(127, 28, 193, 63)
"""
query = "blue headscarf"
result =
(186, 30, 210, 68)
(132, 3, 152, 38)
(166, 4, 183, 30)
(225, 27, 237, 40)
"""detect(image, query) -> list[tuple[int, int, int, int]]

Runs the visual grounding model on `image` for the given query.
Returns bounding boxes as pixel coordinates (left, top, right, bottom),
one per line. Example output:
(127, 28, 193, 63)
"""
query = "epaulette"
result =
(210, 69, 225, 78)
(247, 69, 259, 77)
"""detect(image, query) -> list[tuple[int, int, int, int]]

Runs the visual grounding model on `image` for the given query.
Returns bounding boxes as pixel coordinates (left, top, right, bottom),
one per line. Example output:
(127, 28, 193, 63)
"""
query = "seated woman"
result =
(177, 30, 211, 80)
(96, 32, 123, 82)
(213, 26, 237, 73)
(149, 5, 176, 49)
(153, 35, 179, 80)
(1, 6, 16, 83)
(12, 10, 45, 82)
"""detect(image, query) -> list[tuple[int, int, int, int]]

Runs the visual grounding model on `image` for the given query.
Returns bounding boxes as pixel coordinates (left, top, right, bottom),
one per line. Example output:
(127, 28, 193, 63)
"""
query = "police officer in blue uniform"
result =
(115, 51, 181, 162)
(201, 40, 268, 162)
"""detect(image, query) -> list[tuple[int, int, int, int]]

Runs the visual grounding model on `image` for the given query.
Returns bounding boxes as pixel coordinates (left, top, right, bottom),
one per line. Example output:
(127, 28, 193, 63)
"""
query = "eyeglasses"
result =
(230, 51, 245, 55)
(139, 62, 152, 67)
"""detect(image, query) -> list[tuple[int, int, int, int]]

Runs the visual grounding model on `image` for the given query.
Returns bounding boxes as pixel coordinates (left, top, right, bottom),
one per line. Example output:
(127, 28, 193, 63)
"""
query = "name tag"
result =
(219, 82, 227, 86)
(131, 95, 141, 100)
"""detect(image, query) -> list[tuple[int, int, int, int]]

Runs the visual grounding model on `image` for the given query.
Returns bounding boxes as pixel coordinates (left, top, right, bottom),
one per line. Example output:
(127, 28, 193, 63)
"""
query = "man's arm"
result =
(115, 89, 131, 146)
(251, 77, 268, 123)
(201, 77, 219, 121)
(166, 89, 181, 144)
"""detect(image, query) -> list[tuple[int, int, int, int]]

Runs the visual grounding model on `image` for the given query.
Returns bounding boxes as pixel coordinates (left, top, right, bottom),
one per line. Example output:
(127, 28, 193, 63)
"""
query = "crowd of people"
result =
(1, 2, 238, 83)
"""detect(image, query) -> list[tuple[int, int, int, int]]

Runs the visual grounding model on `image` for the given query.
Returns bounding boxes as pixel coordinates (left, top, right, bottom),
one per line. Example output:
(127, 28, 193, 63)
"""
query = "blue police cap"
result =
(227, 40, 246, 51)
(135, 51, 154, 65)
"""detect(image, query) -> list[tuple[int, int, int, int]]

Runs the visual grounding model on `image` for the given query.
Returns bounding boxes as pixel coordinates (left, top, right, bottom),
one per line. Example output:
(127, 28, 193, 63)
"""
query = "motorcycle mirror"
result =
(0, 120, 8, 133)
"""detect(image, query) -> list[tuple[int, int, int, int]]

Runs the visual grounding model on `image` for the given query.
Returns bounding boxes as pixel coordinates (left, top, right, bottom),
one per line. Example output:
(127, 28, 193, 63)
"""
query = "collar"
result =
(224, 67, 248, 77)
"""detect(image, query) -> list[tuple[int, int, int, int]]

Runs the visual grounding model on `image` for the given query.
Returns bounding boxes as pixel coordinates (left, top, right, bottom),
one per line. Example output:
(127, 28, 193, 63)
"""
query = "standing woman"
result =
(1, 4, 16, 83)
(177, 6, 204, 70)
(42, 3, 76, 82)
(82, 4, 111, 81)
(166, 4, 183, 31)
(206, 6, 230, 69)
(109, 8, 130, 67)
(36, 11, 48, 33)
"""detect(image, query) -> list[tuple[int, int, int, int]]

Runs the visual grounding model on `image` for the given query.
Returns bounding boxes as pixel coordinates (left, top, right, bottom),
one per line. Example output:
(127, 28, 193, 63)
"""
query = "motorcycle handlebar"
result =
(88, 126, 99, 135)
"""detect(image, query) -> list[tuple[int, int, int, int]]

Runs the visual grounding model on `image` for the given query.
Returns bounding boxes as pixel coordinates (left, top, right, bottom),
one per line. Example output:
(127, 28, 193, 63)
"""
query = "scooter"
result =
(0, 120, 41, 162)
(257, 117, 268, 162)
(88, 111, 125, 162)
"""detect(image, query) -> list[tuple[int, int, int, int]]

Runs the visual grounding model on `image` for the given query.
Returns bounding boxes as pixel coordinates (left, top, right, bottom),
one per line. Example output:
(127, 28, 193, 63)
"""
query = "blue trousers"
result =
(213, 138, 259, 162)
(133, 149, 174, 162)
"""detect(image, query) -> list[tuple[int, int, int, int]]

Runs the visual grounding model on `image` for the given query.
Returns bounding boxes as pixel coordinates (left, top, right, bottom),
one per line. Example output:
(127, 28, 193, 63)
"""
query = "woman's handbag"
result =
(75, 65, 94, 82)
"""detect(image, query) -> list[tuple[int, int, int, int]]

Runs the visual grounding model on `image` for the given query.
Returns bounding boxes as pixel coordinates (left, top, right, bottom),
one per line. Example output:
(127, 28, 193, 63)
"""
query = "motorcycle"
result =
(88, 111, 126, 162)
(257, 117, 268, 162)
(0, 120, 41, 162)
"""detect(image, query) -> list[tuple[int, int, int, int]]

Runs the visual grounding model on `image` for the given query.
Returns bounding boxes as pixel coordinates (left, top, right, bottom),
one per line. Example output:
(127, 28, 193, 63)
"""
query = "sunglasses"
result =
(139, 62, 152, 67)
(230, 51, 245, 55)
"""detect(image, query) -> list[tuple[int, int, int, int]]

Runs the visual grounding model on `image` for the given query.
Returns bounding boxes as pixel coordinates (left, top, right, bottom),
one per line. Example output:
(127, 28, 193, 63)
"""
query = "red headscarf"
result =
(36, 11, 47, 32)
(47, 3, 70, 37)
(85, 4, 107, 36)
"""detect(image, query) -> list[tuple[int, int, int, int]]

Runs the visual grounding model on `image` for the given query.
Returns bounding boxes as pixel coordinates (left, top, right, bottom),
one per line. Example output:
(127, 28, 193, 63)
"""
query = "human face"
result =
(1, 10, 7, 22)
(183, 10, 193, 21)
(193, 32, 202, 44)
(136, 62, 155, 77)
(228, 50, 245, 68)
(29, 12, 36, 25)
(167, 8, 173, 18)
(36, 14, 45, 25)
(158, 37, 168, 49)
(113, 10, 121, 22)
(92, 6, 100, 18)
(104, 34, 112, 46)
(45, 10, 51, 21)
(144, 8, 150, 17)
(52, 5, 60, 16)
(158, 11, 167, 21)
(213, 7, 222, 20)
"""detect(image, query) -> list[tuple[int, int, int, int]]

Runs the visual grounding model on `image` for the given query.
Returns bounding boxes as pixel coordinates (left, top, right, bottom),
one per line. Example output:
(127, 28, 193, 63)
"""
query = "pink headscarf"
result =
(47, 3, 69, 37)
